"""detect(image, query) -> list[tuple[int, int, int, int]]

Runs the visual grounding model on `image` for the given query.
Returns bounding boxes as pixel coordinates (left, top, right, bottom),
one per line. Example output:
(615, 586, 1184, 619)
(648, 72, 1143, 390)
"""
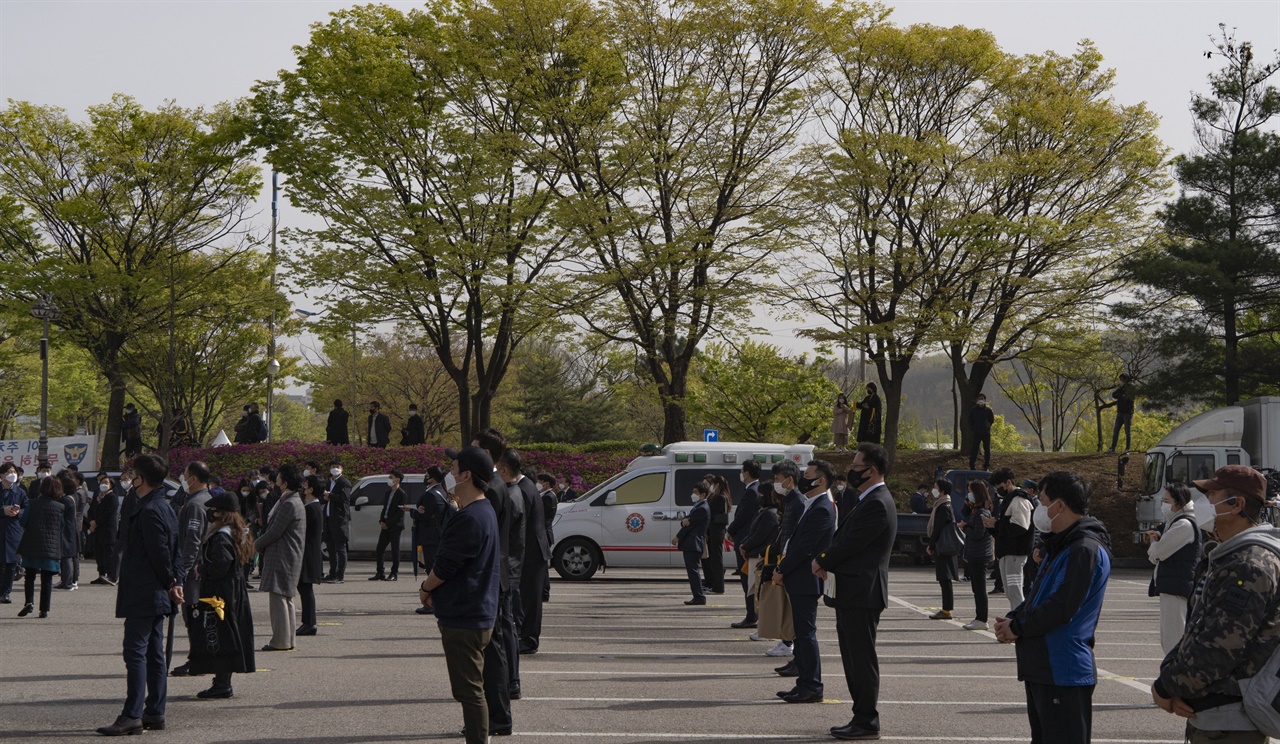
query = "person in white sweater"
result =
(1146, 483, 1202, 654)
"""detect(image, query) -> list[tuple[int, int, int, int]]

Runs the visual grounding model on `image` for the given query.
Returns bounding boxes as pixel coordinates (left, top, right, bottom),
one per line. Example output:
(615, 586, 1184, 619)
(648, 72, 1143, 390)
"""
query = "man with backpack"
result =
(1152, 465, 1280, 744)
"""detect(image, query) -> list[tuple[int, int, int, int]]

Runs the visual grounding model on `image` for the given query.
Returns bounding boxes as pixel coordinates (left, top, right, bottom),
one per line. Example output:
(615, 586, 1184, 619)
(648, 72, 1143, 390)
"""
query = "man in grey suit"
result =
(814, 442, 897, 740)
(255, 464, 306, 652)
(170, 461, 213, 677)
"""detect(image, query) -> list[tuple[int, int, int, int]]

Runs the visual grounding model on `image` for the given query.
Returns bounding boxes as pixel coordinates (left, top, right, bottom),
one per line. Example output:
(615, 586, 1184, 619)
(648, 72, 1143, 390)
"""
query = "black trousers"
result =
(96, 539, 119, 580)
(374, 526, 402, 576)
(0, 562, 14, 597)
(518, 561, 547, 651)
(1111, 411, 1133, 452)
(502, 586, 521, 691)
(969, 431, 991, 470)
(701, 526, 726, 592)
(298, 581, 316, 627)
(1025, 681, 1093, 744)
(740, 559, 757, 621)
(683, 551, 704, 600)
(966, 557, 988, 621)
(482, 588, 513, 731)
(790, 592, 822, 694)
(835, 606, 883, 731)
(325, 525, 348, 579)
(935, 554, 957, 611)
(24, 569, 54, 612)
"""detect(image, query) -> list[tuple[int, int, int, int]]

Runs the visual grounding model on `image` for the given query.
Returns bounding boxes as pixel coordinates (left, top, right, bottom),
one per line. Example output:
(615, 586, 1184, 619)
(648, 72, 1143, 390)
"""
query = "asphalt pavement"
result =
(0, 563, 1187, 743)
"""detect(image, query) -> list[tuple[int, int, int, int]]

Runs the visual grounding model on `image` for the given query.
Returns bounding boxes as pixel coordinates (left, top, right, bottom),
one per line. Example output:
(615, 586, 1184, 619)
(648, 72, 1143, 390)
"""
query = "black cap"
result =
(445, 446, 492, 490)
(207, 492, 239, 514)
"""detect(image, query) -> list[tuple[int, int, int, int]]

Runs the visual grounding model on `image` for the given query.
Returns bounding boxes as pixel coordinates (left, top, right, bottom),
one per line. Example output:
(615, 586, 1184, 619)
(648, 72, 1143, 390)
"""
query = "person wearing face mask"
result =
(968, 393, 996, 471)
(701, 474, 733, 595)
(926, 479, 959, 620)
(1144, 482, 1200, 655)
(909, 483, 931, 515)
(762, 463, 805, 658)
(90, 475, 122, 586)
(855, 383, 882, 445)
(771, 459, 835, 705)
(1152, 465, 1280, 744)
(296, 475, 326, 636)
(371, 470, 407, 581)
(366, 401, 391, 448)
(674, 481, 711, 605)
(994, 471, 1111, 744)
(255, 464, 306, 652)
(322, 461, 352, 584)
(831, 393, 852, 451)
(0, 463, 30, 604)
(813, 445, 896, 739)
(727, 460, 762, 629)
(988, 468, 1035, 612)
(170, 462, 214, 677)
(325, 399, 350, 445)
(958, 481, 994, 630)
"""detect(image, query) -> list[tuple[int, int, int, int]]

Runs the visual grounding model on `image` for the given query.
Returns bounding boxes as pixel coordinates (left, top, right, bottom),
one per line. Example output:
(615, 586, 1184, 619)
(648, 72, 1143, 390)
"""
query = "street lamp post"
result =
(265, 358, 281, 442)
(30, 296, 61, 468)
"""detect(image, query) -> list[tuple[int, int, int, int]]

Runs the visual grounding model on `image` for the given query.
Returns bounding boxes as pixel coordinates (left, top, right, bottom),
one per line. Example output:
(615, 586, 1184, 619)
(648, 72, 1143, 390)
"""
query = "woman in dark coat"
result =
(17, 475, 65, 618)
(958, 480, 994, 631)
(297, 475, 326, 637)
(856, 382, 882, 444)
(188, 492, 256, 698)
(56, 473, 81, 590)
(700, 474, 732, 594)
(925, 479, 958, 620)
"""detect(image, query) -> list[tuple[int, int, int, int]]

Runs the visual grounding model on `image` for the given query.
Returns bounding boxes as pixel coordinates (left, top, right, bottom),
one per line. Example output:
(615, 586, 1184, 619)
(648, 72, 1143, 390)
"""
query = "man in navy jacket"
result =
(97, 454, 179, 737)
(772, 459, 835, 704)
(727, 460, 761, 628)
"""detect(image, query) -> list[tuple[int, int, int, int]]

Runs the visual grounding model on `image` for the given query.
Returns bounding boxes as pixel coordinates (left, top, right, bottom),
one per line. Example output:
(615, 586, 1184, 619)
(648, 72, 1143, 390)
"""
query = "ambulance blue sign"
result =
(703, 429, 719, 443)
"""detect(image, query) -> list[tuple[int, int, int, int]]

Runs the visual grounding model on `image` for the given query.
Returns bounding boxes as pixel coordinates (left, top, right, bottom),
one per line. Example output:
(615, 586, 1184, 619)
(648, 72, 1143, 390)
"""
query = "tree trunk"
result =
(874, 357, 912, 468)
(661, 377, 688, 445)
(948, 347, 995, 458)
(454, 377, 473, 447)
(101, 376, 126, 470)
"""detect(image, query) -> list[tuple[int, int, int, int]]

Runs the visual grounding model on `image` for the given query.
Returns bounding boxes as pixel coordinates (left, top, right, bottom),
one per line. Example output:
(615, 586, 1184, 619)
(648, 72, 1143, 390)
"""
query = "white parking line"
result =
(520, 696, 1154, 708)
(508, 734, 1179, 742)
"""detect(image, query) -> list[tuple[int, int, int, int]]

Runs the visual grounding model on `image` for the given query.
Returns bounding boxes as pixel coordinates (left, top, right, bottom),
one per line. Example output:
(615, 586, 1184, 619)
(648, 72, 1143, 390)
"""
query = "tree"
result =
(1121, 28, 1280, 407)
(534, 0, 835, 444)
(0, 95, 260, 468)
(507, 342, 624, 444)
(944, 43, 1167, 455)
(252, 0, 587, 443)
(688, 341, 838, 443)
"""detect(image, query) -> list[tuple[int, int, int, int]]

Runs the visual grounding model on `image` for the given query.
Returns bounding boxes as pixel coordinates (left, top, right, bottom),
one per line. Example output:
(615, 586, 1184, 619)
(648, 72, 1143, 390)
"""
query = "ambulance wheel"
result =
(554, 538, 601, 581)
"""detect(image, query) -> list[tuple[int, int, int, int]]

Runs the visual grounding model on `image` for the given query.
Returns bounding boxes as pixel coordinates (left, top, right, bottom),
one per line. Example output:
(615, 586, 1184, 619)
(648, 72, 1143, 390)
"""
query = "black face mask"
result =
(848, 466, 871, 489)
(797, 476, 816, 493)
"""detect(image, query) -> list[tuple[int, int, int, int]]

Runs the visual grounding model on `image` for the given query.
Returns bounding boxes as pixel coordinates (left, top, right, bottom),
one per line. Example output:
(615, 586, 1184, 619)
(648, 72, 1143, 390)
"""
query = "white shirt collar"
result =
(801, 490, 826, 512)
(858, 482, 882, 502)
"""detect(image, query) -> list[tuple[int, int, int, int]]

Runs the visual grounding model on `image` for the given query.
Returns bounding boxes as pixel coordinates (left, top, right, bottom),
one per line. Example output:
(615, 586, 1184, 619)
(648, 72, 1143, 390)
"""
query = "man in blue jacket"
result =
(772, 459, 835, 704)
(419, 446, 500, 744)
(995, 470, 1111, 744)
(97, 454, 179, 737)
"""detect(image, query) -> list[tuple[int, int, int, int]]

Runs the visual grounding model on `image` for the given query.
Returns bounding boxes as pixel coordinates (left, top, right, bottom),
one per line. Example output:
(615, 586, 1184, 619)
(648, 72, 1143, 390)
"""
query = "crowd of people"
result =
(7, 408, 1280, 742)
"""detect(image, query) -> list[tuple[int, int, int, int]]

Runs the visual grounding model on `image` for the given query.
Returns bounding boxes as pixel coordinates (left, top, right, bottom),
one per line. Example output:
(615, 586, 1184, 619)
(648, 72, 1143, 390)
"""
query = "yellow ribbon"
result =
(199, 596, 225, 621)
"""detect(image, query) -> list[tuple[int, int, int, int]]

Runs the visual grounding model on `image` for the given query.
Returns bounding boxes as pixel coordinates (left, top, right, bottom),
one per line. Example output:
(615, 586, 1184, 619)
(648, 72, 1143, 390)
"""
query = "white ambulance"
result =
(550, 441, 815, 580)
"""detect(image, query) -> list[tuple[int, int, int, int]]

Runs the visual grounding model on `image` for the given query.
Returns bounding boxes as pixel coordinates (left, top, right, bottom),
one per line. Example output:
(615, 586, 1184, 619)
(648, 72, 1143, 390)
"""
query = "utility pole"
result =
(266, 170, 280, 441)
(30, 296, 60, 468)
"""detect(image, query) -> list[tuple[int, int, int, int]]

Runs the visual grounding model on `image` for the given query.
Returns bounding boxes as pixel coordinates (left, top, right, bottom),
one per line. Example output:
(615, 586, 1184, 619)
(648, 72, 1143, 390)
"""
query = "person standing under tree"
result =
(325, 399, 350, 445)
(969, 393, 995, 471)
(855, 383, 882, 445)
(367, 402, 391, 449)
(401, 403, 426, 445)
(831, 394, 852, 450)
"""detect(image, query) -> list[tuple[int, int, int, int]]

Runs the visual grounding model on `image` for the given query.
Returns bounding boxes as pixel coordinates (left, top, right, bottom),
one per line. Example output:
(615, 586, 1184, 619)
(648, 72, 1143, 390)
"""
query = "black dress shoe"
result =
(731, 619, 758, 629)
(196, 686, 234, 699)
(141, 715, 165, 731)
(170, 662, 193, 677)
(415, 606, 434, 615)
(518, 646, 537, 655)
(17, 603, 32, 617)
(38, 611, 48, 618)
(683, 597, 706, 605)
(296, 626, 317, 636)
(260, 644, 294, 652)
(774, 662, 798, 677)
(386, 574, 398, 582)
(368, 574, 386, 581)
(96, 715, 143, 736)
(509, 686, 521, 700)
(830, 722, 880, 740)
(0, 595, 10, 604)
(490, 728, 513, 736)
(781, 688, 824, 704)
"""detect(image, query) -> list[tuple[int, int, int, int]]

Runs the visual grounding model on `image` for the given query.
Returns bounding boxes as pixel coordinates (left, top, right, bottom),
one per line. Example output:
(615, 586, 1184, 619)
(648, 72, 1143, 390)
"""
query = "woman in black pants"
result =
(958, 480, 994, 631)
(16, 476, 66, 618)
(700, 475, 732, 594)
(925, 479, 958, 620)
(296, 475, 326, 636)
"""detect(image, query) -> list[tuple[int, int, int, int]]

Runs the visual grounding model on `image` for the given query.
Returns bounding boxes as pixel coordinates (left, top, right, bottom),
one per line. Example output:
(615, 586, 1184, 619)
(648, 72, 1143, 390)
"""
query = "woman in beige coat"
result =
(255, 463, 306, 652)
(831, 394, 852, 450)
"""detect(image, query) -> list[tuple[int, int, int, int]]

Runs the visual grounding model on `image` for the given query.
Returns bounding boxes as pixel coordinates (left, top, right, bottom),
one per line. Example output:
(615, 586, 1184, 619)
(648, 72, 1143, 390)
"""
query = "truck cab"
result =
(1136, 397, 1280, 540)
(551, 441, 815, 580)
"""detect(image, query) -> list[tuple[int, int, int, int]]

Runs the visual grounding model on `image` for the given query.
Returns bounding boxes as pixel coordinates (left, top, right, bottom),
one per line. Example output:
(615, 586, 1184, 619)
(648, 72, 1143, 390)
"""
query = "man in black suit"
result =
(772, 459, 836, 705)
(367, 401, 391, 448)
(727, 460, 761, 628)
(401, 404, 426, 445)
(322, 460, 352, 583)
(371, 469, 407, 581)
(502, 452, 549, 656)
(411, 467, 455, 612)
(557, 476, 578, 503)
(814, 442, 898, 740)
(535, 473, 557, 604)
(89, 474, 122, 585)
(325, 399, 350, 445)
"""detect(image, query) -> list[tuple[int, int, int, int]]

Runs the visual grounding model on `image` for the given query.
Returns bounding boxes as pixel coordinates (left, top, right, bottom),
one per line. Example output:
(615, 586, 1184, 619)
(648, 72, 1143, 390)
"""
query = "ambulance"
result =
(550, 441, 815, 580)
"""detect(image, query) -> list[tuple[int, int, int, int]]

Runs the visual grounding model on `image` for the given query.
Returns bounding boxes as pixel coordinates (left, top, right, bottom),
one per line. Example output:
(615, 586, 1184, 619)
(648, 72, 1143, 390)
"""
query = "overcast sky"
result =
(2, 0, 1279, 371)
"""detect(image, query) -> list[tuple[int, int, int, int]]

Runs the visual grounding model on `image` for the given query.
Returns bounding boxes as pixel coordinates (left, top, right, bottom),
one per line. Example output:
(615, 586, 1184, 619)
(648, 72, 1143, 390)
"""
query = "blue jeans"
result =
(683, 551, 704, 600)
(790, 592, 822, 694)
(122, 615, 167, 720)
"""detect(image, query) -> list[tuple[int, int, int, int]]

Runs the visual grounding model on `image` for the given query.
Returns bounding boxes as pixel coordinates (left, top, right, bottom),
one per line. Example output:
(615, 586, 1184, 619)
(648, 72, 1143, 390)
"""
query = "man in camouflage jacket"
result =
(1152, 465, 1280, 744)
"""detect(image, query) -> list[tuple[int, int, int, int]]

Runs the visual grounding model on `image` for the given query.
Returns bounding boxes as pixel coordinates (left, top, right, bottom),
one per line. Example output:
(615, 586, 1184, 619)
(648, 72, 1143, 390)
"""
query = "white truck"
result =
(1134, 396, 1280, 540)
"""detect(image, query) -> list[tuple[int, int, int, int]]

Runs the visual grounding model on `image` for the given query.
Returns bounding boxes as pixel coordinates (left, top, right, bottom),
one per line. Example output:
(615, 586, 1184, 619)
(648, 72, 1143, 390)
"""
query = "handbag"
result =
(701, 540, 710, 559)
(756, 581, 794, 640)
(937, 522, 965, 557)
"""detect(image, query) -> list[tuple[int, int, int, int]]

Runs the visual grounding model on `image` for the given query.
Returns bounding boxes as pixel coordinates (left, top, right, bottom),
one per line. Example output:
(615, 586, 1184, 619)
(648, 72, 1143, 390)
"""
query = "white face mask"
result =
(3, 473, 16, 485)
(179, 475, 189, 492)
(1191, 495, 1215, 531)
(240, 490, 250, 497)
(1160, 502, 1174, 521)
(444, 471, 457, 495)
(773, 482, 786, 496)
(37, 471, 49, 480)
(303, 469, 312, 477)
(330, 468, 341, 477)
(931, 488, 940, 498)
(387, 478, 396, 487)
(1032, 502, 1054, 533)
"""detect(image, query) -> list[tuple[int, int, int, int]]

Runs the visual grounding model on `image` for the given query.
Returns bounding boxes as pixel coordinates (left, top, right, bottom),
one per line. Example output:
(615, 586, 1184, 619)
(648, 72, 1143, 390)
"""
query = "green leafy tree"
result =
(1121, 28, 1280, 407)
(535, 0, 837, 444)
(252, 0, 587, 443)
(688, 341, 838, 443)
(0, 95, 260, 468)
(507, 343, 624, 444)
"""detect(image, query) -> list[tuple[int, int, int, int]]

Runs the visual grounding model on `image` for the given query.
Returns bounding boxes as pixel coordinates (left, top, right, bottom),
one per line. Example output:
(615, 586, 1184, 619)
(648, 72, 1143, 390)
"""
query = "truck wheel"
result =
(554, 538, 601, 581)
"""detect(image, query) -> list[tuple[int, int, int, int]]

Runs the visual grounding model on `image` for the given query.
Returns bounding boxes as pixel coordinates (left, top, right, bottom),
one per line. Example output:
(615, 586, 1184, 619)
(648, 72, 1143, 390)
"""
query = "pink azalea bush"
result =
(167, 442, 635, 492)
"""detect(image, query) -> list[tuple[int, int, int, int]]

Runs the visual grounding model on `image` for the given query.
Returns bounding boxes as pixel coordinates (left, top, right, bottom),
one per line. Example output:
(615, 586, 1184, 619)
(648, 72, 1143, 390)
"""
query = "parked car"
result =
(345, 474, 429, 559)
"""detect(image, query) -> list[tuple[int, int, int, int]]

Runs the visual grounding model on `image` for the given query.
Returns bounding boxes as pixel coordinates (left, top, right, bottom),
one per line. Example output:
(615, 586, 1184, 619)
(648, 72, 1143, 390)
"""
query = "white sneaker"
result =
(765, 641, 793, 657)
(68, 583, 77, 591)
(748, 631, 761, 641)
(963, 620, 988, 630)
